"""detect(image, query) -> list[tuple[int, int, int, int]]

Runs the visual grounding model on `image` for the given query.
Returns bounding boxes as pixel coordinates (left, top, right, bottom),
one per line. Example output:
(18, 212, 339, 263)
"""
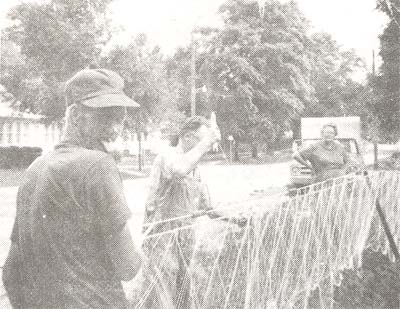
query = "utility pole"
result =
(0, 28, 2, 77)
(372, 49, 379, 169)
(190, 31, 196, 116)
(138, 132, 142, 171)
(372, 50, 375, 76)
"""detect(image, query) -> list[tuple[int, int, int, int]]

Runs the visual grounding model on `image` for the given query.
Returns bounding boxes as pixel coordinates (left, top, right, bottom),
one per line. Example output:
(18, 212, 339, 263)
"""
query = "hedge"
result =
(0, 146, 42, 169)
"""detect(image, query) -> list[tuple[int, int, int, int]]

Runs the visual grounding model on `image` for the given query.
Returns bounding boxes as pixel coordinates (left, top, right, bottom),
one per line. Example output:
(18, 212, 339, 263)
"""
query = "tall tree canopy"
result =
(304, 33, 366, 117)
(0, 0, 372, 149)
(102, 34, 181, 134)
(196, 0, 314, 156)
(2, 0, 114, 119)
(164, 0, 368, 157)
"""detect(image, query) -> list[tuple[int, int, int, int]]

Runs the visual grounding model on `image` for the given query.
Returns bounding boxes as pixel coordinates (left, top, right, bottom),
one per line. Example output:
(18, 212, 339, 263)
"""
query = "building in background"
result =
(0, 85, 169, 156)
(0, 85, 63, 152)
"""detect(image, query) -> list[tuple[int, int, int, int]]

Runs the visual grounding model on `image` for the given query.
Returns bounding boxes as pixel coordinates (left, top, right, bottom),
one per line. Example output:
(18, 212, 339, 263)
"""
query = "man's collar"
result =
(57, 135, 108, 153)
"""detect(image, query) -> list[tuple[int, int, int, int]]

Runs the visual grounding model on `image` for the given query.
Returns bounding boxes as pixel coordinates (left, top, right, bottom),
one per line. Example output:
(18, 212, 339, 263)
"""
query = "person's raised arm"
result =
(169, 126, 221, 177)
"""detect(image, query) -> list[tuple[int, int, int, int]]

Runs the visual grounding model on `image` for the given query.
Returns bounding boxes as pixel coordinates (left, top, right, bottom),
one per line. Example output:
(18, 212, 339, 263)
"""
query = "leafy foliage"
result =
(0, 0, 373, 146)
(102, 34, 182, 134)
(3, 0, 113, 120)
(372, 0, 400, 141)
(189, 0, 315, 157)
(305, 33, 366, 117)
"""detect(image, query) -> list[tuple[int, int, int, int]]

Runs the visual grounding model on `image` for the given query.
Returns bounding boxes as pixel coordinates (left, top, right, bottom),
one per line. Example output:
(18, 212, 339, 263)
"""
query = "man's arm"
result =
(104, 223, 143, 281)
(86, 156, 143, 281)
(2, 219, 25, 308)
(168, 127, 220, 177)
(3, 242, 25, 308)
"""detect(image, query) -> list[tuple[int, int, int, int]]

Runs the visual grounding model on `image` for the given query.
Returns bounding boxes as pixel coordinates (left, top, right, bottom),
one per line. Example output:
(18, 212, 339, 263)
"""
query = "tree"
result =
(0, 38, 26, 107)
(4, 0, 114, 119)
(193, 0, 314, 158)
(374, 0, 400, 141)
(103, 34, 181, 123)
(101, 34, 184, 166)
(304, 33, 367, 118)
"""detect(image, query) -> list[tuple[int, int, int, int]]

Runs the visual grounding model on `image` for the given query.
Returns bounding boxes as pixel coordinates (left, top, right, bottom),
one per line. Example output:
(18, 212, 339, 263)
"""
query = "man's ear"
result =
(68, 104, 80, 125)
(67, 104, 88, 129)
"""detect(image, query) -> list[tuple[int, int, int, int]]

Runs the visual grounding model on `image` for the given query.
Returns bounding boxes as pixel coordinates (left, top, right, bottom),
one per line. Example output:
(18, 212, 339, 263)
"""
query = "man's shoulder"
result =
(60, 146, 112, 165)
(28, 146, 115, 178)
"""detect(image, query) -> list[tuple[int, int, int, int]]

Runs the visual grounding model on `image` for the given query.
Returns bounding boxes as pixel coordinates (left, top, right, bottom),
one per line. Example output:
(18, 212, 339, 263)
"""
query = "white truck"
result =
(289, 117, 365, 188)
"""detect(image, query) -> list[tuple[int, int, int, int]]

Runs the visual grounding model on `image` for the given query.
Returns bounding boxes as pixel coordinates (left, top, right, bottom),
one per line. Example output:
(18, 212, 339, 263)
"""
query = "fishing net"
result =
(132, 171, 400, 308)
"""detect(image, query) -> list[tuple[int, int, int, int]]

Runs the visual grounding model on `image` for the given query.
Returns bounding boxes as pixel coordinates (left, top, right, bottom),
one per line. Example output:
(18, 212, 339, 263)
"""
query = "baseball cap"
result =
(64, 69, 140, 108)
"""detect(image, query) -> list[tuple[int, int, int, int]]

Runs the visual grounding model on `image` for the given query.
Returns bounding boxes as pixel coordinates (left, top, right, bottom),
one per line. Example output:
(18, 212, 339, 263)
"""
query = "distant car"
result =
(289, 138, 365, 188)
(376, 151, 400, 170)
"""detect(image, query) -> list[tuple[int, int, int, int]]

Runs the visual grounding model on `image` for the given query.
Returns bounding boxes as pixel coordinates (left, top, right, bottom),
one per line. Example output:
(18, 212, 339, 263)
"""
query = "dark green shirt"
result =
(10, 142, 131, 308)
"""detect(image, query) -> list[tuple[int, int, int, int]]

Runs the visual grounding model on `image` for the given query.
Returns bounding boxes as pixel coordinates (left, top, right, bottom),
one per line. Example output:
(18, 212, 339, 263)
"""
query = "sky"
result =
(0, 0, 390, 76)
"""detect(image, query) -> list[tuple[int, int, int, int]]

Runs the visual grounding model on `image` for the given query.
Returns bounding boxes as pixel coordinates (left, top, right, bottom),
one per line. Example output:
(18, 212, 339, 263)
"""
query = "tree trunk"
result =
(233, 142, 240, 162)
(251, 144, 258, 158)
(138, 132, 142, 171)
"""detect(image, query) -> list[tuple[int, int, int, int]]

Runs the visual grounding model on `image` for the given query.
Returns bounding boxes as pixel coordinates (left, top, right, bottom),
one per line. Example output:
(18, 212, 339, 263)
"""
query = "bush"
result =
(308, 249, 400, 308)
(0, 146, 42, 169)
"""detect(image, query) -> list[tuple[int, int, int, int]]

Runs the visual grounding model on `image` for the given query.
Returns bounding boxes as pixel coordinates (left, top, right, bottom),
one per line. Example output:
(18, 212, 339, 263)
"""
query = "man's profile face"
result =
(81, 106, 127, 144)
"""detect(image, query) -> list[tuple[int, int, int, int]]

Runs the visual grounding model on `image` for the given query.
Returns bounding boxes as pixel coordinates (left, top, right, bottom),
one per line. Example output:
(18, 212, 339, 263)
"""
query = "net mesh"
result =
(133, 171, 400, 308)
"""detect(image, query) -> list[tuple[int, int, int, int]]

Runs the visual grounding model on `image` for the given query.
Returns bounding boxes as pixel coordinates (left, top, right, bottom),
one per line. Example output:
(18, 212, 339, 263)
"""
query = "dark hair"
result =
(321, 123, 338, 136)
(178, 116, 210, 138)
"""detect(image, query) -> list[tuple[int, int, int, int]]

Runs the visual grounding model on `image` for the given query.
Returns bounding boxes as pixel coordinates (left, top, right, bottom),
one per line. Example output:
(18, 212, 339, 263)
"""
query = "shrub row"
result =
(0, 146, 42, 169)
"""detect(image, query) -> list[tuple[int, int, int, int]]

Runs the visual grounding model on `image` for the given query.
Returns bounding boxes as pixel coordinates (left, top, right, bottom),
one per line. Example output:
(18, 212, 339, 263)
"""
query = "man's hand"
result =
(206, 209, 221, 219)
(231, 215, 248, 228)
(203, 125, 221, 148)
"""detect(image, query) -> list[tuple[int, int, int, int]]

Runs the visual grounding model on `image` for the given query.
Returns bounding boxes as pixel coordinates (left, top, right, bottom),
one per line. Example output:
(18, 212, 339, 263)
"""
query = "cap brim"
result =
(81, 93, 140, 108)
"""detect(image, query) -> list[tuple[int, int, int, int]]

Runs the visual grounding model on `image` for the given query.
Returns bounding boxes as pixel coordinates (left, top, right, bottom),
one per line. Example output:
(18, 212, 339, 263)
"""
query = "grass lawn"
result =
(0, 169, 26, 188)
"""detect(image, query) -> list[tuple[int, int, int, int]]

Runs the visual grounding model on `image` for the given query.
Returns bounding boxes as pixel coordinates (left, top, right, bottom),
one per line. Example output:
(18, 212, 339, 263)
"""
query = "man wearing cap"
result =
(2, 69, 142, 308)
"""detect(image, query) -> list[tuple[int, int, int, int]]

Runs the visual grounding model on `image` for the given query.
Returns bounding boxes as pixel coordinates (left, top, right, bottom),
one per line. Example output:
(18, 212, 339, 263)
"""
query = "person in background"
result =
(3, 69, 143, 308)
(292, 123, 351, 183)
(140, 116, 243, 308)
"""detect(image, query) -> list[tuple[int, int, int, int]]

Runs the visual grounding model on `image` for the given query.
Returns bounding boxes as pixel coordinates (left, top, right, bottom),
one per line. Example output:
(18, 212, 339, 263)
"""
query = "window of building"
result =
(7, 122, 13, 144)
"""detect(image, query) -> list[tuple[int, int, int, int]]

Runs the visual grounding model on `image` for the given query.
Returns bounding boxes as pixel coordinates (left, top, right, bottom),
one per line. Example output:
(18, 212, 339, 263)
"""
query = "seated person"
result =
(292, 123, 351, 182)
